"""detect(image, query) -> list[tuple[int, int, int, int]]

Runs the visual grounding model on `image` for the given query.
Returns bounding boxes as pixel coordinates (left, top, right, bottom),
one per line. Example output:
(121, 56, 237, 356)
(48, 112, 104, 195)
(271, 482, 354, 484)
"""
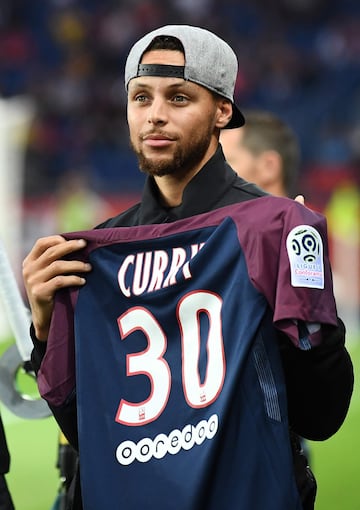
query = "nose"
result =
(147, 97, 168, 125)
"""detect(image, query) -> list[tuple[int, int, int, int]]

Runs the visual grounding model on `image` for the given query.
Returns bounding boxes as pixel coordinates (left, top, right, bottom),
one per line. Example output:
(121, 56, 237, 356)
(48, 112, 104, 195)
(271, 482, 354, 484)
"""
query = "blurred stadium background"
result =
(0, 0, 359, 508)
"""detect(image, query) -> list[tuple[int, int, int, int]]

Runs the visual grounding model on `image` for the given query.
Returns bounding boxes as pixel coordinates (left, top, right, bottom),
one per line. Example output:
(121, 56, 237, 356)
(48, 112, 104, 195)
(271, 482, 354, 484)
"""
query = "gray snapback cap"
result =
(125, 25, 245, 129)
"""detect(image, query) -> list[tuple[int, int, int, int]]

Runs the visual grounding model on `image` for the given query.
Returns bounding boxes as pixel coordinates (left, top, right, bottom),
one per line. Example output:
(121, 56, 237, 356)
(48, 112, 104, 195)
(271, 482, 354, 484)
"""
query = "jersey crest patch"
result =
(286, 225, 324, 289)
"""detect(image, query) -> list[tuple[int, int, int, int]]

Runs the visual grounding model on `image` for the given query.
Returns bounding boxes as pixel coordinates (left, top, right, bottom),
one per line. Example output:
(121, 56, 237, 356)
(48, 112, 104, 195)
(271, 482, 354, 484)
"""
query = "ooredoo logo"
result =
(115, 414, 218, 466)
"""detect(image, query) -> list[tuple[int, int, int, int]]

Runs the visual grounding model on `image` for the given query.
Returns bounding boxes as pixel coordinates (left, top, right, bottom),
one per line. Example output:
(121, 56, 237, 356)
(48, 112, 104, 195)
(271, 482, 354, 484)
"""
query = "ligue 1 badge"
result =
(286, 225, 324, 289)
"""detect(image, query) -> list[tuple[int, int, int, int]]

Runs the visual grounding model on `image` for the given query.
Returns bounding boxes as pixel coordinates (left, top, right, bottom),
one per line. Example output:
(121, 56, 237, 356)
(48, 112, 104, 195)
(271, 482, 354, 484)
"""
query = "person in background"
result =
(220, 109, 300, 199)
(22, 25, 353, 510)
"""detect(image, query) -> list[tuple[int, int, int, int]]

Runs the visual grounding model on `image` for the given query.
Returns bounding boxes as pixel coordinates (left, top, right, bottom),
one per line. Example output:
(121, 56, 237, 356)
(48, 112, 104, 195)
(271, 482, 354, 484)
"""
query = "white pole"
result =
(0, 96, 34, 342)
(0, 237, 33, 360)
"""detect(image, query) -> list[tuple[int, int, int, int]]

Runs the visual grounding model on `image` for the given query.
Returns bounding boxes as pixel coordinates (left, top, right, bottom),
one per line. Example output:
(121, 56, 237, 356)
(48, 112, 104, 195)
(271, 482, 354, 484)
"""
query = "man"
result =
(220, 109, 300, 198)
(23, 25, 353, 510)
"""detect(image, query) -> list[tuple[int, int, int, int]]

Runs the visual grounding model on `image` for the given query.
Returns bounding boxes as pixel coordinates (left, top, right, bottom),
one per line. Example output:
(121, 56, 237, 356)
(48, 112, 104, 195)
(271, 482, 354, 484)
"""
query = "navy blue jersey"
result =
(38, 198, 337, 510)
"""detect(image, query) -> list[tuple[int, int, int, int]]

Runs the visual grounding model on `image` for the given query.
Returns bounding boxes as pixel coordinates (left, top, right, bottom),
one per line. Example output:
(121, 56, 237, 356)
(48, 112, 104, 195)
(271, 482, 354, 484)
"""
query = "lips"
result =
(142, 133, 175, 147)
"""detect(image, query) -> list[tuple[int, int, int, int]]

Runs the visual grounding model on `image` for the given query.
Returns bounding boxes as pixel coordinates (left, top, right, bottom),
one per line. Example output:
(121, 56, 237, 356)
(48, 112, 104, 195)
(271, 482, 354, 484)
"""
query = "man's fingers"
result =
(23, 236, 86, 265)
(23, 237, 91, 284)
(23, 256, 92, 311)
(30, 273, 87, 303)
(22, 236, 92, 342)
(42, 259, 92, 281)
(294, 194, 305, 205)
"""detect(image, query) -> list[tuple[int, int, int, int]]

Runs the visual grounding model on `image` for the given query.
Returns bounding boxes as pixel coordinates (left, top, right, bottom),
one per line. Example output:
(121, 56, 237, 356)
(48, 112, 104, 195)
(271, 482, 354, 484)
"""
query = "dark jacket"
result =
(31, 146, 354, 510)
(0, 417, 10, 475)
(0, 415, 14, 509)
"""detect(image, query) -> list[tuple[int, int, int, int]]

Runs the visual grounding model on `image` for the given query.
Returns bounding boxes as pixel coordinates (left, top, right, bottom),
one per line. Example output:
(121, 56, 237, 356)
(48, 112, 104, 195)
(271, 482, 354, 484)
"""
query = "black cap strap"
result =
(137, 64, 185, 78)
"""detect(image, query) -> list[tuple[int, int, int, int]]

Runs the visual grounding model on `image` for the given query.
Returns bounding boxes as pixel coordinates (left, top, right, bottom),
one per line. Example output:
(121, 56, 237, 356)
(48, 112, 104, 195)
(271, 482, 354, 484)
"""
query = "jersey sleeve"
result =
(37, 286, 78, 407)
(236, 197, 338, 345)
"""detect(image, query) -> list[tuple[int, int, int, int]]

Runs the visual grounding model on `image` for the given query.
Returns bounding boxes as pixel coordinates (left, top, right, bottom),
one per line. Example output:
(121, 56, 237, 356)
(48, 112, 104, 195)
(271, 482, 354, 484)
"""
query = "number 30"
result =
(116, 291, 225, 426)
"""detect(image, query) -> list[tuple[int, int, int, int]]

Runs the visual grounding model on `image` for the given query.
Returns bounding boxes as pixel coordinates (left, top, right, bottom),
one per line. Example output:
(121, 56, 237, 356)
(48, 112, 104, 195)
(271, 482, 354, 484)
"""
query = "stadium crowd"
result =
(0, 0, 359, 205)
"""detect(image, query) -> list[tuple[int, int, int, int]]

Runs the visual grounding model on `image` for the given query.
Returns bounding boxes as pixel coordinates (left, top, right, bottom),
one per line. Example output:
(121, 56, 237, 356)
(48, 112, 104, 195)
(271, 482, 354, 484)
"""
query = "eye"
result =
(134, 94, 149, 103)
(172, 95, 188, 104)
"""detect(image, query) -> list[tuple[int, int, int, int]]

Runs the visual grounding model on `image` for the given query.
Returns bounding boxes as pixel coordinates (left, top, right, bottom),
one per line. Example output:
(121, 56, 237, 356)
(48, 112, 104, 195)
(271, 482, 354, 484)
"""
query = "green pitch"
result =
(311, 338, 360, 510)
(0, 339, 59, 510)
(0, 337, 359, 510)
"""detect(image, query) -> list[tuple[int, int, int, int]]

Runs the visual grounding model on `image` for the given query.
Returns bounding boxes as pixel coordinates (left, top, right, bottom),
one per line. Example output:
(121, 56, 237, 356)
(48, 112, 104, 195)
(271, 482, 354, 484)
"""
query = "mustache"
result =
(140, 130, 177, 141)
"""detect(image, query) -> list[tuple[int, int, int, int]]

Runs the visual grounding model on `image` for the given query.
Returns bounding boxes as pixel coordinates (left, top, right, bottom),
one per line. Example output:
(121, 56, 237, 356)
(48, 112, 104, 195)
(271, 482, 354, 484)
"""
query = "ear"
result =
(215, 99, 233, 129)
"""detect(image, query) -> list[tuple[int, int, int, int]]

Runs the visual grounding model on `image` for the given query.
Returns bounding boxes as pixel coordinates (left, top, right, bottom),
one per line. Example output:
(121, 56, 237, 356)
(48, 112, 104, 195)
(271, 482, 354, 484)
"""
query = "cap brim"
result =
(224, 103, 245, 129)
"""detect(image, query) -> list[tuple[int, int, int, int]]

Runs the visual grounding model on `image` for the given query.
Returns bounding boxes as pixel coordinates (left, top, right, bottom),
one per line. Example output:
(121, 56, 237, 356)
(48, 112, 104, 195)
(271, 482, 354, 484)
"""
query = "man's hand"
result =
(294, 194, 305, 205)
(22, 235, 92, 342)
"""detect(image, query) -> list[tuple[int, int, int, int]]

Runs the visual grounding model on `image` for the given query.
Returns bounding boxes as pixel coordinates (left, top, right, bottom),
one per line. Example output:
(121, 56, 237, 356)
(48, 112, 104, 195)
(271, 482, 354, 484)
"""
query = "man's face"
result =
(220, 128, 285, 195)
(127, 49, 224, 178)
(220, 128, 261, 184)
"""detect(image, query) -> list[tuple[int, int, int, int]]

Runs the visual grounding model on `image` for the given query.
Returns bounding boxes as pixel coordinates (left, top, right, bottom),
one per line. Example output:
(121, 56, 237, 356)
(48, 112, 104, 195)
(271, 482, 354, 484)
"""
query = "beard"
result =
(130, 126, 213, 179)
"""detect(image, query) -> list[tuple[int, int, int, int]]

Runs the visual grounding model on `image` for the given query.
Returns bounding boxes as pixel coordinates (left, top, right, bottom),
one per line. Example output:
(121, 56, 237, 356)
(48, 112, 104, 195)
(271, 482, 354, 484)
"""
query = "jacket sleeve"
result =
(278, 317, 354, 440)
